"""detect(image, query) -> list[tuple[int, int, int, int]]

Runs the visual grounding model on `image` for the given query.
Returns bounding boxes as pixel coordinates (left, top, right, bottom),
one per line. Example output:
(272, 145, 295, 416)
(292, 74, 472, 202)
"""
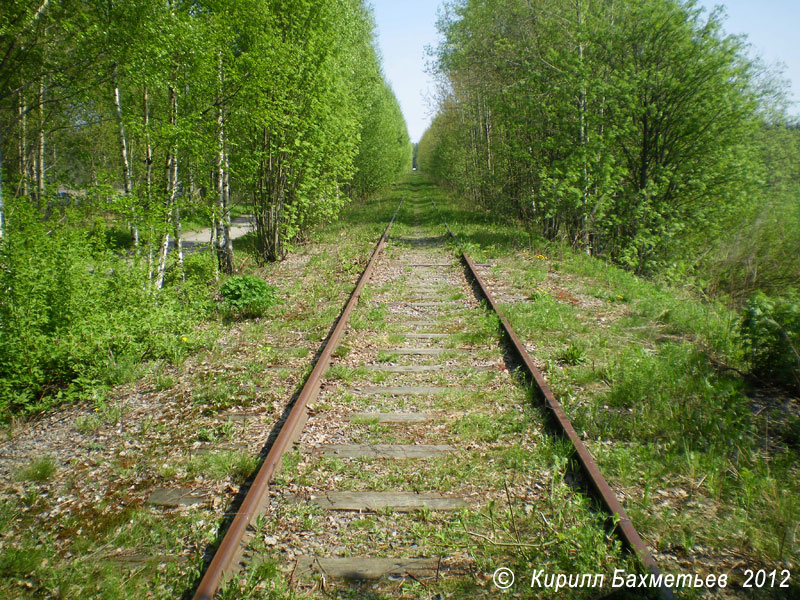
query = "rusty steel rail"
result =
(192, 200, 402, 600)
(430, 198, 675, 600)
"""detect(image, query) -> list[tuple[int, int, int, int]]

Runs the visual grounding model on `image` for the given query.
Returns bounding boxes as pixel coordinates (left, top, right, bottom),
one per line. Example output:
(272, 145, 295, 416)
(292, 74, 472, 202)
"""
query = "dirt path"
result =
(178, 215, 254, 250)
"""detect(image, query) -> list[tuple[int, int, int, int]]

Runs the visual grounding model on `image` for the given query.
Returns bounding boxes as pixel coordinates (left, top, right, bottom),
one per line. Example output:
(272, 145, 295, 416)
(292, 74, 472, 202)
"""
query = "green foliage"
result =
(15, 456, 57, 483)
(420, 0, 776, 278)
(227, 0, 411, 262)
(741, 292, 800, 391)
(219, 275, 277, 318)
(0, 198, 208, 420)
(350, 82, 413, 198)
(702, 124, 800, 300)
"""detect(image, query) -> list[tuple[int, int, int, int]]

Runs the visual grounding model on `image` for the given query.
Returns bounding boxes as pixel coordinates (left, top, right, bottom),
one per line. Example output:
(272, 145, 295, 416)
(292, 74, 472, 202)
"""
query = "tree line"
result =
(418, 0, 798, 291)
(0, 0, 411, 417)
(0, 0, 411, 277)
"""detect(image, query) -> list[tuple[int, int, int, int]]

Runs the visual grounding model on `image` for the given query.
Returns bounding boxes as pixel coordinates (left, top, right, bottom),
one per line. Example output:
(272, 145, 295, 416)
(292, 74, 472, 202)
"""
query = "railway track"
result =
(192, 190, 673, 599)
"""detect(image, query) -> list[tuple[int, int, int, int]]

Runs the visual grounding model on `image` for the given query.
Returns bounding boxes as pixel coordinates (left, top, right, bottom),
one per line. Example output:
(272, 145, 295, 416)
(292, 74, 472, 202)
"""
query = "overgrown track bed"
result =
(198, 193, 664, 599)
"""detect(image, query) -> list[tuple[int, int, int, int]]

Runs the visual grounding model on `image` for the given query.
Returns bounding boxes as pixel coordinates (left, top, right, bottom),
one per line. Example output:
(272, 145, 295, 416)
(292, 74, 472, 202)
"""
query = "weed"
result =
(75, 414, 101, 434)
(155, 374, 175, 391)
(194, 382, 255, 413)
(333, 343, 351, 359)
(559, 343, 587, 365)
(196, 427, 216, 442)
(376, 351, 399, 363)
(16, 456, 57, 482)
(189, 451, 258, 484)
(220, 275, 278, 319)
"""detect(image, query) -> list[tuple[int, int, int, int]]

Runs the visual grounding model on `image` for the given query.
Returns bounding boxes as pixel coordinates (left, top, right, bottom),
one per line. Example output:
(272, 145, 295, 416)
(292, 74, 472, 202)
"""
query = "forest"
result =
(419, 0, 799, 290)
(0, 0, 411, 417)
(418, 0, 799, 392)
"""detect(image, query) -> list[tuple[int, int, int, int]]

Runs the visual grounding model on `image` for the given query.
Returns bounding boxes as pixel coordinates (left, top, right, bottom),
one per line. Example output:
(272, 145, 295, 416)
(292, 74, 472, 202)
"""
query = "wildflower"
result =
(181, 336, 188, 342)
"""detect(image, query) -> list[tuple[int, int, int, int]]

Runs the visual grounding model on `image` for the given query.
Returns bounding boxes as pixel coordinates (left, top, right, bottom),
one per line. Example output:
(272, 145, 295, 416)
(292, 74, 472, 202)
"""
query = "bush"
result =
(219, 275, 277, 318)
(0, 198, 208, 420)
(741, 292, 800, 391)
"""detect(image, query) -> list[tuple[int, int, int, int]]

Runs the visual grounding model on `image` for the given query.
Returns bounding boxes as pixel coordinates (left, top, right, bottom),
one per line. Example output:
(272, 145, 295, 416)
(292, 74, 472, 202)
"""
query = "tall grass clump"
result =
(0, 199, 210, 420)
(601, 344, 753, 451)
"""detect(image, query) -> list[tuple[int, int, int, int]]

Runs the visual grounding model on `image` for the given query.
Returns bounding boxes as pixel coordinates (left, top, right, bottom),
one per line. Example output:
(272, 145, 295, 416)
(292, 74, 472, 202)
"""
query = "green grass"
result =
(15, 456, 56, 483)
(188, 450, 258, 483)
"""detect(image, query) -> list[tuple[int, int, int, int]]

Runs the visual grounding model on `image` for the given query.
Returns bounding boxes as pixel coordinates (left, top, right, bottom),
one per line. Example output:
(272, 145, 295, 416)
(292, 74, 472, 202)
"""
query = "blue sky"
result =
(371, 0, 800, 142)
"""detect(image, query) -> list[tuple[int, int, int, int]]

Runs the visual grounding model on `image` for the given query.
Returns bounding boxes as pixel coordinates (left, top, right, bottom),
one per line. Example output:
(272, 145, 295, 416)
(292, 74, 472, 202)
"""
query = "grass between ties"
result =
(222, 183, 644, 599)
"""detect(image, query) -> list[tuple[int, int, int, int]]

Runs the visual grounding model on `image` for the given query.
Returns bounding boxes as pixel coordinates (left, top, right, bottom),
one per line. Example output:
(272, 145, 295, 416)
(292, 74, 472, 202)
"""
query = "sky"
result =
(370, 0, 800, 143)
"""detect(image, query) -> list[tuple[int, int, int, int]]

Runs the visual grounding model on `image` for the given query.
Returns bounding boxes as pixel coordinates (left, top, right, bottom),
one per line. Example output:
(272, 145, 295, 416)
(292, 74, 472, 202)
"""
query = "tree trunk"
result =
(36, 77, 45, 204)
(215, 73, 234, 273)
(143, 86, 153, 202)
(210, 210, 219, 279)
(156, 85, 179, 289)
(173, 203, 183, 275)
(112, 68, 137, 245)
(254, 126, 286, 263)
(223, 150, 234, 266)
(18, 94, 28, 197)
(143, 86, 154, 278)
(155, 230, 170, 289)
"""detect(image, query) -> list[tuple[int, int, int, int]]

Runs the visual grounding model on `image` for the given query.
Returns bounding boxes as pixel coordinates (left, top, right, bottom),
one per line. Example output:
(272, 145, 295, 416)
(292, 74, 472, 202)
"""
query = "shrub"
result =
(741, 292, 800, 391)
(219, 275, 277, 318)
(0, 198, 208, 420)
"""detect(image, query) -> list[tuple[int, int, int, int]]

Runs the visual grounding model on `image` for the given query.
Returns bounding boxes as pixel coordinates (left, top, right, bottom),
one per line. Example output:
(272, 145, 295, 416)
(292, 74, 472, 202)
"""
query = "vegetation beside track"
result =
(418, 0, 800, 397)
(419, 174, 798, 596)
(0, 0, 412, 421)
(0, 190, 402, 599)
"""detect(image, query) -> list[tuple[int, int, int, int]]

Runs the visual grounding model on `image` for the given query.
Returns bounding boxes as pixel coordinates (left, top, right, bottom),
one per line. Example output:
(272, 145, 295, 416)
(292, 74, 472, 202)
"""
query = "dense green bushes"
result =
(0, 199, 209, 419)
(701, 125, 800, 301)
(419, 0, 772, 277)
(741, 292, 800, 392)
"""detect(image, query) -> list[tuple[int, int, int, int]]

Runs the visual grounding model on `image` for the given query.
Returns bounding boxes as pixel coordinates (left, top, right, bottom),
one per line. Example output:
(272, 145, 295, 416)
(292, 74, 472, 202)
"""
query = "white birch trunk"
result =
(18, 94, 28, 197)
(156, 85, 180, 289)
(155, 231, 170, 289)
(215, 53, 234, 273)
(112, 69, 137, 245)
(223, 150, 233, 264)
(36, 78, 45, 203)
(143, 87, 152, 202)
(144, 87, 154, 278)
